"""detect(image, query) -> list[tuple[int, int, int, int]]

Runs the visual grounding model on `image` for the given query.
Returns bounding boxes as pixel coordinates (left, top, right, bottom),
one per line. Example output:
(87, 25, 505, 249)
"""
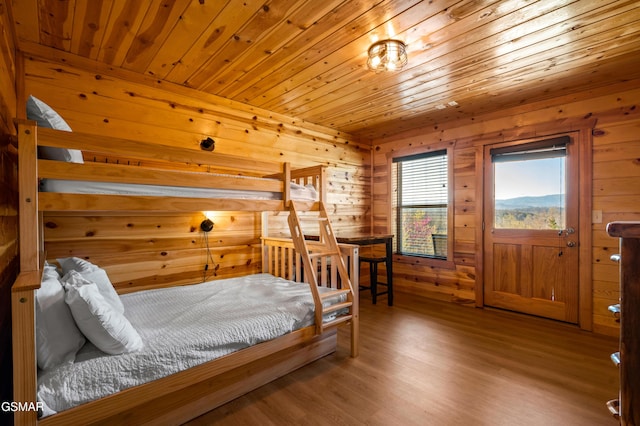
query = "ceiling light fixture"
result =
(367, 39, 408, 72)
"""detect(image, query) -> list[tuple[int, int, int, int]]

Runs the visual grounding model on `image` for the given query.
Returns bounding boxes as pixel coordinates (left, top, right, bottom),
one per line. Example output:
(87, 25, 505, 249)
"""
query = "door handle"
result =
(567, 241, 576, 247)
(559, 227, 576, 237)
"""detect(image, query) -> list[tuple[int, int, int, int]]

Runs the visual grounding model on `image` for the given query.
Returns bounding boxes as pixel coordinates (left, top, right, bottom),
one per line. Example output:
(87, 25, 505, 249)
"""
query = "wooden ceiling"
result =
(11, 0, 640, 141)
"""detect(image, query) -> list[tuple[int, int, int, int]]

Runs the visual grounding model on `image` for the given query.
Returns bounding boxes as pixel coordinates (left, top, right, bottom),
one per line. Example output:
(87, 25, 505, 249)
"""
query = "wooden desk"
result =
(305, 233, 394, 304)
(335, 234, 393, 306)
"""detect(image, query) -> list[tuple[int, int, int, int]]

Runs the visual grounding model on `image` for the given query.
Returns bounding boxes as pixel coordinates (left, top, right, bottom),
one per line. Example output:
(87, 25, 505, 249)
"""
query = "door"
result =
(483, 135, 579, 323)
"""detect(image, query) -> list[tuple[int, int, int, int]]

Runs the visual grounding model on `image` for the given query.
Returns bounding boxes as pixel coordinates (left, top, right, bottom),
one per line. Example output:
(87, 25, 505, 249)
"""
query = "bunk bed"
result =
(12, 119, 359, 425)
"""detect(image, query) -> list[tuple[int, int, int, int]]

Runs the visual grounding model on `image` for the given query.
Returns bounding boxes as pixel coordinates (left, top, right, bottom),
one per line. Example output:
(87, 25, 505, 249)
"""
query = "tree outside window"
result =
(392, 150, 448, 259)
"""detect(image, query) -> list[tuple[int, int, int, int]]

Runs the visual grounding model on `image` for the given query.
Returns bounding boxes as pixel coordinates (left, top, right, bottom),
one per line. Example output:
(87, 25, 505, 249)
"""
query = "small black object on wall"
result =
(200, 218, 214, 232)
(200, 137, 215, 151)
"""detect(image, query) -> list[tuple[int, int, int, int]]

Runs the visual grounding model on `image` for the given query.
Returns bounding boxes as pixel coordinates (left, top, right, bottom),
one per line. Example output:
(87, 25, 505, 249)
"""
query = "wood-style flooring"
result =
(185, 292, 619, 426)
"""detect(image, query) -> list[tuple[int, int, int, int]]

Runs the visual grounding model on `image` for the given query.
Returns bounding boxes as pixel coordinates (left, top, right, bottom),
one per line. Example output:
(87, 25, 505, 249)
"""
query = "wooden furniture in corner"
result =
(606, 221, 640, 425)
(306, 233, 394, 306)
(347, 234, 394, 306)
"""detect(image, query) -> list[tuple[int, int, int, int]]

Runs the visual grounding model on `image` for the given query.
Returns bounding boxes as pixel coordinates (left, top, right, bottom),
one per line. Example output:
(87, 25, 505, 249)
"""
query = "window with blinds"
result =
(392, 149, 448, 259)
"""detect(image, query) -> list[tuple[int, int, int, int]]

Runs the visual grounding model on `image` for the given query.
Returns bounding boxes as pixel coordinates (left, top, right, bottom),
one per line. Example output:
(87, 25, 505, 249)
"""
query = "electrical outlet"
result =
(592, 210, 603, 224)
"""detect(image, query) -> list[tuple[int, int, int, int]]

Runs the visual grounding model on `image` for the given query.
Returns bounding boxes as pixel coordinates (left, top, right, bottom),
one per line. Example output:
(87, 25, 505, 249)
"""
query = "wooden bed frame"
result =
(12, 120, 359, 425)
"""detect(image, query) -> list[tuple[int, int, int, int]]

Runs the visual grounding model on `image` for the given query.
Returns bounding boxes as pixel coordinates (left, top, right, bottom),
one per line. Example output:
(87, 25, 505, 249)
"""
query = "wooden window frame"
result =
(387, 143, 455, 270)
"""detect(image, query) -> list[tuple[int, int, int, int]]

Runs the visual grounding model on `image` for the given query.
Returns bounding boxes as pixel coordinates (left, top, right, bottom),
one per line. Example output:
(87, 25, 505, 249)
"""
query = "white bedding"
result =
(37, 274, 344, 417)
(40, 177, 318, 201)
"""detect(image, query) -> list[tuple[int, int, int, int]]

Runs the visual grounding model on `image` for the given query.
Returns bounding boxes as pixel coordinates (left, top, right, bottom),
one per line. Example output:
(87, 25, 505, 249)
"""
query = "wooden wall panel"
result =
(592, 119, 640, 335)
(0, 0, 17, 421)
(372, 80, 640, 336)
(22, 47, 370, 291)
(372, 137, 479, 305)
(22, 45, 366, 165)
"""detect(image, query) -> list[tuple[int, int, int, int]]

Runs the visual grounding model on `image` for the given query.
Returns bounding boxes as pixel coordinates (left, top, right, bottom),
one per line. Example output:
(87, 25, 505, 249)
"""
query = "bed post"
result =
(17, 120, 40, 271)
(12, 276, 39, 426)
(318, 165, 327, 205)
(339, 244, 359, 357)
(283, 162, 291, 206)
(261, 212, 269, 274)
(14, 119, 41, 425)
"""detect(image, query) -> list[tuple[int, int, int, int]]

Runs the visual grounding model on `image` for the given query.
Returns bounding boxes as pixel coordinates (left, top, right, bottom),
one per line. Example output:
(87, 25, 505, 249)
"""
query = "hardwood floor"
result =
(185, 292, 619, 425)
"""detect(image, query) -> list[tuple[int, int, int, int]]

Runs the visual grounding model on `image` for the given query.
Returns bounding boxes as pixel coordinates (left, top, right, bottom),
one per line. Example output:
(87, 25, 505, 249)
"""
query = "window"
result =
(491, 136, 568, 230)
(392, 149, 448, 259)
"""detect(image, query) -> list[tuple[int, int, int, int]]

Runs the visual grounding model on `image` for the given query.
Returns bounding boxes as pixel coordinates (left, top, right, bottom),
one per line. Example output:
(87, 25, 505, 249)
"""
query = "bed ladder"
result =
(288, 201, 355, 334)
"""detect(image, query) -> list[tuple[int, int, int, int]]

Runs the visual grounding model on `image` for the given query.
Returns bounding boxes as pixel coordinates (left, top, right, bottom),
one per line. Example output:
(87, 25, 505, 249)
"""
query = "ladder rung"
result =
(323, 314, 352, 328)
(308, 250, 339, 258)
(298, 216, 328, 221)
(320, 289, 351, 300)
(323, 301, 352, 314)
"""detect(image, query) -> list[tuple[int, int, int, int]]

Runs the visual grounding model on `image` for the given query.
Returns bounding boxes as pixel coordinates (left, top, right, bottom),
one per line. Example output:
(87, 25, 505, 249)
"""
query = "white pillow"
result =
(26, 95, 84, 164)
(58, 257, 124, 314)
(58, 256, 98, 273)
(63, 271, 143, 355)
(35, 264, 86, 370)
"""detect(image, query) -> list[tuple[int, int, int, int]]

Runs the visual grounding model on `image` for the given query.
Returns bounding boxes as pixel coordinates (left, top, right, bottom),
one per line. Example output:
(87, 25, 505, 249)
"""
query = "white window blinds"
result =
(392, 150, 448, 258)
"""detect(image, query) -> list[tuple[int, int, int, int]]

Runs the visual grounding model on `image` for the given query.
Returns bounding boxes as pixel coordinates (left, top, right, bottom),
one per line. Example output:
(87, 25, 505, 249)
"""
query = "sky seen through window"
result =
(494, 157, 565, 200)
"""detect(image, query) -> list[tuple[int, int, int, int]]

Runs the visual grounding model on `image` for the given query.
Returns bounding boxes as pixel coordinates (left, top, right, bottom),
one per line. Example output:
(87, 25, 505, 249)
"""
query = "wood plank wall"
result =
(0, 0, 17, 420)
(592, 116, 640, 334)
(372, 80, 640, 336)
(21, 45, 371, 292)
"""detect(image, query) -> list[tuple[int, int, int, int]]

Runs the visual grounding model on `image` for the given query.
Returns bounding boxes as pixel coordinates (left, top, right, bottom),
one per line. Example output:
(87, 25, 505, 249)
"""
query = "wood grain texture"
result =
(11, 286, 37, 426)
(10, 0, 640, 140)
(592, 118, 640, 335)
(36, 127, 286, 175)
(21, 47, 640, 336)
(17, 121, 39, 271)
(373, 85, 640, 336)
(186, 291, 619, 426)
(20, 53, 370, 294)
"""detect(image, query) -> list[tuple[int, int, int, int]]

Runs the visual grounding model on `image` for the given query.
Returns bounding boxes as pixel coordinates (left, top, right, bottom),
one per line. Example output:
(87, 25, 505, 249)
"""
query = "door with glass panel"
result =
(483, 135, 579, 323)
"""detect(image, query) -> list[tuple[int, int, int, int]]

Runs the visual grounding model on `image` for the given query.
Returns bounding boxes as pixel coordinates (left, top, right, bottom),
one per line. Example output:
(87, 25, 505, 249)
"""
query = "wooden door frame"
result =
(473, 121, 594, 331)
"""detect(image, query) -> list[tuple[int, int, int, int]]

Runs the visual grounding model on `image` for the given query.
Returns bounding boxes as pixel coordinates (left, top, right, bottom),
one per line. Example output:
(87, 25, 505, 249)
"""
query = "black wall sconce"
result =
(200, 218, 214, 232)
(200, 137, 215, 151)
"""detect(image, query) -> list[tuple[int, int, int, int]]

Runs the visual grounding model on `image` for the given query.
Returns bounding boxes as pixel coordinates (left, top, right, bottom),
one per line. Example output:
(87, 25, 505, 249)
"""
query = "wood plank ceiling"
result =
(11, 0, 640, 142)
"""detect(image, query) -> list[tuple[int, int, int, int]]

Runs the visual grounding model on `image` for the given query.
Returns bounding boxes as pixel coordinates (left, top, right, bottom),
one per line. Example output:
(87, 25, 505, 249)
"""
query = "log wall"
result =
(10, 29, 636, 346)
(21, 45, 371, 292)
(372, 80, 640, 336)
(0, 0, 18, 421)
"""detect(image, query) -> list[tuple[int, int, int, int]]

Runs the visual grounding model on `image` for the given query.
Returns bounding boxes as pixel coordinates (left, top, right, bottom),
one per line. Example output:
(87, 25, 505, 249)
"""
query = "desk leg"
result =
(386, 239, 393, 306)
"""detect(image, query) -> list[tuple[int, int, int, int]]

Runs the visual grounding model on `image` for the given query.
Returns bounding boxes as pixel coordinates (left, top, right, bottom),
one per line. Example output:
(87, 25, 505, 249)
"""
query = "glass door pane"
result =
(494, 157, 566, 230)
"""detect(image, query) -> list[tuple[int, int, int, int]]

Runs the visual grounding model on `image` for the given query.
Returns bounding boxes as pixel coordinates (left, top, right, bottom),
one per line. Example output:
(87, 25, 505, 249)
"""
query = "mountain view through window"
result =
(494, 156, 566, 230)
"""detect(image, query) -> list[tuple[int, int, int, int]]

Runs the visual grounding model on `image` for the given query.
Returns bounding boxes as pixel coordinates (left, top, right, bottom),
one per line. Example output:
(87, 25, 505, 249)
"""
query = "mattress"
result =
(37, 274, 344, 417)
(40, 177, 318, 201)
